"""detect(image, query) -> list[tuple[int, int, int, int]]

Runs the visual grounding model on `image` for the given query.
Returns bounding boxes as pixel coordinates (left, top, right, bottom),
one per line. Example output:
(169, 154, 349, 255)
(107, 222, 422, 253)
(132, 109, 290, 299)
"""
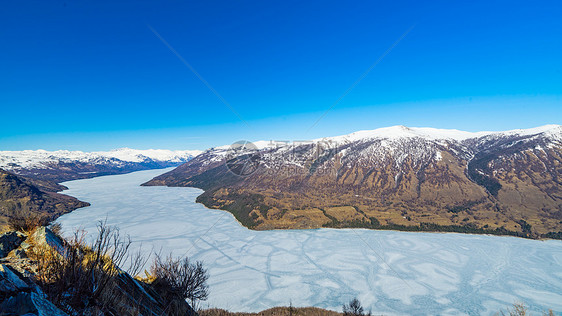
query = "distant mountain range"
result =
(144, 125, 562, 239)
(0, 148, 202, 183)
(0, 148, 201, 229)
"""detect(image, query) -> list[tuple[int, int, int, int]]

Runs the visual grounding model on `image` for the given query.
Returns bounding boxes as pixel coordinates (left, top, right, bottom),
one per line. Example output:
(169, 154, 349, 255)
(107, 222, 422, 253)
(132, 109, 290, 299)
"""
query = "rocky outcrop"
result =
(0, 264, 68, 315)
(0, 264, 31, 294)
(1, 291, 69, 316)
(0, 227, 197, 316)
(31, 227, 66, 256)
(0, 231, 25, 257)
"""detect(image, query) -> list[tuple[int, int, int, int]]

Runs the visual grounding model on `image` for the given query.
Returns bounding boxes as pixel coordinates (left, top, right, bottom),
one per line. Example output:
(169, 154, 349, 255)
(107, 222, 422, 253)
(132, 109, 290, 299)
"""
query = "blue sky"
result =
(1, 0, 561, 151)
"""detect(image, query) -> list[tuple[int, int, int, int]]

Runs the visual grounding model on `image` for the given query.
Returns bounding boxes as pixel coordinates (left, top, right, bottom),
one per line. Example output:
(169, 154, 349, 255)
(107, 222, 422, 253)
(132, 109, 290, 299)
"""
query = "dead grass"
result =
(325, 206, 367, 222)
(28, 221, 149, 314)
(494, 302, 555, 316)
(7, 212, 49, 233)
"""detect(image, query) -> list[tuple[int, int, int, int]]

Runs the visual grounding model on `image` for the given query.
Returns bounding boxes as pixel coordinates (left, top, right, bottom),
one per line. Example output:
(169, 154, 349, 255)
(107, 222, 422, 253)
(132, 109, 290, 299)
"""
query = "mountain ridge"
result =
(221, 124, 562, 148)
(144, 125, 562, 239)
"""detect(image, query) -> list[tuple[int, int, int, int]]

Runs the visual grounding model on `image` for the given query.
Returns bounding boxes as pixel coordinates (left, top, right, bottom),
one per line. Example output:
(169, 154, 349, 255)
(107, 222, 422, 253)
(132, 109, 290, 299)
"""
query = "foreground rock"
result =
(1, 291, 69, 316)
(0, 231, 25, 257)
(0, 227, 197, 316)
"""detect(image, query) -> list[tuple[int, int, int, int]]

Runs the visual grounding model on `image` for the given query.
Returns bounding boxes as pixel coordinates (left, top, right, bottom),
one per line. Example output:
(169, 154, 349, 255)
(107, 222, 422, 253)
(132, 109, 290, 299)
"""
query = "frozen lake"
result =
(57, 168, 562, 315)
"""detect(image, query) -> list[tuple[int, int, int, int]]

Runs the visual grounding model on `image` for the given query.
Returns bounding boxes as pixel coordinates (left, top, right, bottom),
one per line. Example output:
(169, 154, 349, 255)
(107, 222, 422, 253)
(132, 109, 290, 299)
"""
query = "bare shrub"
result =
(48, 221, 63, 235)
(343, 298, 371, 316)
(8, 212, 49, 232)
(150, 253, 209, 309)
(23, 220, 204, 315)
(497, 303, 528, 316)
(33, 221, 142, 314)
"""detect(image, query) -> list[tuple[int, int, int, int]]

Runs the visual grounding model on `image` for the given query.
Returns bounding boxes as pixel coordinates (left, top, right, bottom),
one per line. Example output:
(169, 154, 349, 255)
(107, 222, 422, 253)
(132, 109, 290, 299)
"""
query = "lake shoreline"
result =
(56, 169, 562, 314)
(153, 180, 557, 241)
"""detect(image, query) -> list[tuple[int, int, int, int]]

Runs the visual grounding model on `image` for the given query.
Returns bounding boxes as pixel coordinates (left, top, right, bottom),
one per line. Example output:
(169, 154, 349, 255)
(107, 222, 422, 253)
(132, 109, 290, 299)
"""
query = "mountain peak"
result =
(316, 124, 562, 144)
(322, 125, 479, 143)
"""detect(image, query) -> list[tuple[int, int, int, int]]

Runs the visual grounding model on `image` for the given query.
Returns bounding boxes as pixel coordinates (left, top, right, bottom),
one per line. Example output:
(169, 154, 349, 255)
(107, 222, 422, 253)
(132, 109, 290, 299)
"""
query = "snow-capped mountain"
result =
(0, 148, 202, 183)
(145, 125, 562, 238)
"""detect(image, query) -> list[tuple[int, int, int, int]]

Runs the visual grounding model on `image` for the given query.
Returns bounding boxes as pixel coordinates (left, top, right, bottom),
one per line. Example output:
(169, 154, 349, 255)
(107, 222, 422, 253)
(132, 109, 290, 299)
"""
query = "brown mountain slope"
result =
(0, 169, 89, 230)
(144, 125, 562, 239)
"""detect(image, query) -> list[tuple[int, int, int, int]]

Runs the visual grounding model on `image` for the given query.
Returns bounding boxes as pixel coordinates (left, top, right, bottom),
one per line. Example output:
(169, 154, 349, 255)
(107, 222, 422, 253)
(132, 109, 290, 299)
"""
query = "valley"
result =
(56, 168, 562, 314)
(4, 2, 561, 314)
(2, 126, 561, 314)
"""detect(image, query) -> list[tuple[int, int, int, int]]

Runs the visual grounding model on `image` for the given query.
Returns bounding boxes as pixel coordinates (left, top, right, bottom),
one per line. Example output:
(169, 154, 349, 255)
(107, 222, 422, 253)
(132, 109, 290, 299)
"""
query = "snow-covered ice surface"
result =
(57, 169, 562, 315)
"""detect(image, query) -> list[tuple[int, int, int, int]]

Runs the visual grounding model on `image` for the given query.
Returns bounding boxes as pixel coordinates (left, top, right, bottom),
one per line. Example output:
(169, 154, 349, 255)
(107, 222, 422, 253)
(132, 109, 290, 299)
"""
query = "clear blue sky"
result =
(1, 0, 561, 151)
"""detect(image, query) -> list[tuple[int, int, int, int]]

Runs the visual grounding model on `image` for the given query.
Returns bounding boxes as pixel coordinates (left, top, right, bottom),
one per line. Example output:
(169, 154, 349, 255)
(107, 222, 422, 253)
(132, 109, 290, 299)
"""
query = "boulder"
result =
(0, 292, 68, 316)
(0, 264, 30, 293)
(0, 231, 25, 257)
(32, 227, 67, 256)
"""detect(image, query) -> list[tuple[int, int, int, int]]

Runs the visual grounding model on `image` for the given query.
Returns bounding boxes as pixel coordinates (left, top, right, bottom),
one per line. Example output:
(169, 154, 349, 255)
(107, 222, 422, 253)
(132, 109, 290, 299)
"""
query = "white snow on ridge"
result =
(1, 125, 559, 170)
(321, 125, 483, 143)
(499, 124, 562, 138)
(245, 125, 562, 149)
(194, 125, 561, 170)
(101, 148, 202, 163)
(319, 124, 562, 144)
(0, 148, 202, 169)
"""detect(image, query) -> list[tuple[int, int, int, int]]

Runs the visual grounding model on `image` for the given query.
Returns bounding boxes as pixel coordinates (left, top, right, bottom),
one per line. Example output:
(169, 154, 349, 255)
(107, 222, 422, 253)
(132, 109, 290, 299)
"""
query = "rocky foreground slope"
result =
(0, 226, 196, 315)
(144, 125, 562, 238)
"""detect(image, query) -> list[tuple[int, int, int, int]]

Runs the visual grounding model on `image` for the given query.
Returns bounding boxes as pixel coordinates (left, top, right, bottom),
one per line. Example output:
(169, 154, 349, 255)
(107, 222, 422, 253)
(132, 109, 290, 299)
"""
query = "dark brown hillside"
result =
(0, 169, 89, 230)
